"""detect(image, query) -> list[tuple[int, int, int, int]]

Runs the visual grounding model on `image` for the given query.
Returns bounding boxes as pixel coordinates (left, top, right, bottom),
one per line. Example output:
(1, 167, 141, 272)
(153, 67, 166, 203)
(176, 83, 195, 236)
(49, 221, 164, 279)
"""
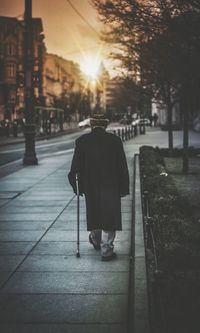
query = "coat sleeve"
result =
(68, 139, 83, 195)
(117, 139, 130, 196)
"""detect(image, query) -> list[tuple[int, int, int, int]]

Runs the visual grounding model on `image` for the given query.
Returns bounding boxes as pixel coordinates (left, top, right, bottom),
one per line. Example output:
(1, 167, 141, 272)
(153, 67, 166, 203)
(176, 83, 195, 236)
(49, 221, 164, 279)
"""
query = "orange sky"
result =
(0, 0, 112, 74)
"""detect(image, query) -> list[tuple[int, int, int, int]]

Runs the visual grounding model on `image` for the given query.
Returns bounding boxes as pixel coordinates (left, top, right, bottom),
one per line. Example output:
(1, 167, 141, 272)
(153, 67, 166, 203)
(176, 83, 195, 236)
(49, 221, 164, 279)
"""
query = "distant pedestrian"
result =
(68, 114, 130, 261)
(153, 113, 158, 127)
(149, 114, 153, 127)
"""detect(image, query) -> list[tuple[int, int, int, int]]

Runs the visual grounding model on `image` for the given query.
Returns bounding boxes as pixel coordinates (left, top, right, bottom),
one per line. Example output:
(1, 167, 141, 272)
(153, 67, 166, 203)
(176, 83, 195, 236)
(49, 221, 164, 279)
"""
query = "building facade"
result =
(44, 53, 87, 125)
(0, 15, 89, 134)
(0, 15, 115, 132)
(0, 16, 46, 122)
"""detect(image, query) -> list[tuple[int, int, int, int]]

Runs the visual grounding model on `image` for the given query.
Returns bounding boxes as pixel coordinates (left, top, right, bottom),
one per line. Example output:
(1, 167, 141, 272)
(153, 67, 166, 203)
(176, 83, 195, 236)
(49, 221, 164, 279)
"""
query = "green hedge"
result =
(139, 146, 200, 332)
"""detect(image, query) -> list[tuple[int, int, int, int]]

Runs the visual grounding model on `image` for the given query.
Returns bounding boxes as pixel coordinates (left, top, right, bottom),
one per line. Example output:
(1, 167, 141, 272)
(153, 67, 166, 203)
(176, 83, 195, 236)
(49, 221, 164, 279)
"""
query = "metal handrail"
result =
(143, 191, 160, 273)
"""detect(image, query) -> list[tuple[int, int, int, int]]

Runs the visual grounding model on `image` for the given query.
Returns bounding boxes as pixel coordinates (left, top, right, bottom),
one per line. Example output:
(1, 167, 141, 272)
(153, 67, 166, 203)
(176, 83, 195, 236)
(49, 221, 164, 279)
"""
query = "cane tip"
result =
(76, 252, 80, 258)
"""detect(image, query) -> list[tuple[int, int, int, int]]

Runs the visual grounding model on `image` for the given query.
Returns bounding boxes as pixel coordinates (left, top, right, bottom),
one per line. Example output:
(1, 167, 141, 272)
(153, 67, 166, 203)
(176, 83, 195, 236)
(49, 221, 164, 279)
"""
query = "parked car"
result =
(119, 118, 129, 125)
(78, 118, 91, 129)
(119, 116, 132, 125)
(132, 118, 151, 126)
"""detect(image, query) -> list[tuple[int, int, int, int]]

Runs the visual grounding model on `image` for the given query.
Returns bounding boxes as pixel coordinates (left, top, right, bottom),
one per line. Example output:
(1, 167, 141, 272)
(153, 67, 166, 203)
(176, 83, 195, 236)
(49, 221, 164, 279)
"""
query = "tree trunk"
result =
(167, 103, 173, 152)
(182, 99, 189, 174)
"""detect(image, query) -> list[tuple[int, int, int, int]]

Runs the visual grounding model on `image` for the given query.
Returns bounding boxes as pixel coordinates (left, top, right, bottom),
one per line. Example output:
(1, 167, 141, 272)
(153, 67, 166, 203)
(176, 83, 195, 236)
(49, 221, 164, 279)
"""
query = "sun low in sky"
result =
(80, 53, 101, 79)
(0, 1, 100, 63)
(81, 56, 100, 79)
(0, 0, 115, 76)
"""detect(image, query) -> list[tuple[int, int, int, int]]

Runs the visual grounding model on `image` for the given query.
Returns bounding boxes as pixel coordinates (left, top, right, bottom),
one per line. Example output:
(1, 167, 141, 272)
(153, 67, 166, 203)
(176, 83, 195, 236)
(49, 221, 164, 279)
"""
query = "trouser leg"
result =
(101, 230, 116, 257)
(90, 229, 101, 247)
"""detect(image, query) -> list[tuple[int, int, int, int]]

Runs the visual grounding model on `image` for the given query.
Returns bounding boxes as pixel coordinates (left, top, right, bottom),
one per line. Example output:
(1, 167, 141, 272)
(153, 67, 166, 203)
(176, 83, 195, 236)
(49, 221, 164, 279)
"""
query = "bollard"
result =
(126, 127, 129, 140)
(131, 125, 133, 138)
(134, 125, 137, 136)
(122, 128, 125, 141)
(118, 128, 121, 139)
(125, 127, 128, 140)
(139, 122, 146, 134)
(128, 127, 131, 139)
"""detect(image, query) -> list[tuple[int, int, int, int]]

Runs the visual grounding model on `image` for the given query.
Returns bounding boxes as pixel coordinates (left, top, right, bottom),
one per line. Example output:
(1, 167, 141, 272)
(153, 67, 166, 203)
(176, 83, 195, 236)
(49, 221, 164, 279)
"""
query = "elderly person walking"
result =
(68, 114, 129, 261)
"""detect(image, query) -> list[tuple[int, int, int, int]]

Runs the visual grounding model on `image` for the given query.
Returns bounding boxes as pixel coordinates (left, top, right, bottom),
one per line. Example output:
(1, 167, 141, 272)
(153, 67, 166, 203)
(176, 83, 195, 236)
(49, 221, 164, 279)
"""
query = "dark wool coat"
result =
(68, 127, 129, 231)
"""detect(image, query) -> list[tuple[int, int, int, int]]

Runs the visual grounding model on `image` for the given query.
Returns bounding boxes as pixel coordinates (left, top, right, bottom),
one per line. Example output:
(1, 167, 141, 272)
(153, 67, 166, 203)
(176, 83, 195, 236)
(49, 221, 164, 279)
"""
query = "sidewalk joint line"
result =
(0, 193, 76, 290)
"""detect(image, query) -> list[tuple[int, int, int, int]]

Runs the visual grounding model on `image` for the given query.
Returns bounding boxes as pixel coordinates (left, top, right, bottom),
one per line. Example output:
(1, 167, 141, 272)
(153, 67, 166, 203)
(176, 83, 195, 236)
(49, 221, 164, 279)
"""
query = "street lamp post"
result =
(23, 0, 38, 165)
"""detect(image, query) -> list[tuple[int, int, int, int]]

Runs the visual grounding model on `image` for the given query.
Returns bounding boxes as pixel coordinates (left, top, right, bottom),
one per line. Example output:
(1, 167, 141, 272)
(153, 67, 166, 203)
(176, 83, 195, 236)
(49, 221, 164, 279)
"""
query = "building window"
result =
(6, 43, 16, 56)
(6, 63, 16, 78)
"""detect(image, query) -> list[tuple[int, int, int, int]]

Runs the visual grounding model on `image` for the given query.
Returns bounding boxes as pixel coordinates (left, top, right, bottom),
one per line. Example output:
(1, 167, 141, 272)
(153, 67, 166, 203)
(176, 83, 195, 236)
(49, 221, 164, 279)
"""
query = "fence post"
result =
(125, 127, 128, 140)
(128, 127, 131, 139)
(139, 122, 146, 134)
(131, 125, 134, 138)
(122, 128, 124, 141)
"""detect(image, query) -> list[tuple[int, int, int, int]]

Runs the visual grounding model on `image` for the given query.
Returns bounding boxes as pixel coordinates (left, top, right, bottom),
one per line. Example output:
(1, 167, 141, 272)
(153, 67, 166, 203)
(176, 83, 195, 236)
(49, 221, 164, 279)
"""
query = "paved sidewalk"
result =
(0, 128, 200, 333)
(0, 139, 134, 333)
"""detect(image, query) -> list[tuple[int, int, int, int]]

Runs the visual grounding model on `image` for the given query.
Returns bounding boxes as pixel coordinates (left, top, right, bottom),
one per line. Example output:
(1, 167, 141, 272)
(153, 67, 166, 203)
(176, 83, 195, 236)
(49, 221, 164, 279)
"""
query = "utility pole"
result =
(23, 0, 38, 165)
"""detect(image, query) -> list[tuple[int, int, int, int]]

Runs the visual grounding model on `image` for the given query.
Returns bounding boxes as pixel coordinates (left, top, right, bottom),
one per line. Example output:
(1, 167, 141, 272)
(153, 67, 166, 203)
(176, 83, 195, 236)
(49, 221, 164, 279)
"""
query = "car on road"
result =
(132, 118, 151, 126)
(119, 116, 132, 125)
(78, 118, 91, 129)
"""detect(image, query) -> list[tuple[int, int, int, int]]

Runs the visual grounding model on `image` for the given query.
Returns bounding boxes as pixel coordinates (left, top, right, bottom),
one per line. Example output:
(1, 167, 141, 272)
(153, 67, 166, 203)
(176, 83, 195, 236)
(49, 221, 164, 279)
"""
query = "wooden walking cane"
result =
(76, 173, 80, 258)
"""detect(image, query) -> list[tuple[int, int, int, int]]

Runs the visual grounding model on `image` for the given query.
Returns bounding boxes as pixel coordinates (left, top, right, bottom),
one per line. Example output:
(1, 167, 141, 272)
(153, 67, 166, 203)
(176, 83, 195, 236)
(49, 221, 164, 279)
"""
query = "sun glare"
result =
(80, 55, 101, 79)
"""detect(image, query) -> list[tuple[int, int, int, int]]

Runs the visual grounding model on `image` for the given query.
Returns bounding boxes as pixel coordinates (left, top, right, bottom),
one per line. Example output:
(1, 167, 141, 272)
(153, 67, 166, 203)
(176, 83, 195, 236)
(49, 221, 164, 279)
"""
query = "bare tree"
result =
(92, 0, 200, 171)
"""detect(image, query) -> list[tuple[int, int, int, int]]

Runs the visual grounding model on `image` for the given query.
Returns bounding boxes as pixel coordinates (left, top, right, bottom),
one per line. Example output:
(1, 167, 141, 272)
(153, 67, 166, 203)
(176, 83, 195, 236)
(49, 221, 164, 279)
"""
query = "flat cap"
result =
(90, 114, 109, 127)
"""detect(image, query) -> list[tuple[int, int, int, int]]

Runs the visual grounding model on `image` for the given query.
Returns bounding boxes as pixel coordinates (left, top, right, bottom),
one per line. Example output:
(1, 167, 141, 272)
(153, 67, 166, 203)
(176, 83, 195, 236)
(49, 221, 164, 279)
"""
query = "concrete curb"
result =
(134, 154, 150, 333)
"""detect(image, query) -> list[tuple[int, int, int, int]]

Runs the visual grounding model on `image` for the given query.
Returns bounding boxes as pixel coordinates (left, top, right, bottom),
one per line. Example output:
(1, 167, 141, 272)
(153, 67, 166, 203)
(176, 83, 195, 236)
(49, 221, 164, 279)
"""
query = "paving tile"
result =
(0, 184, 33, 192)
(0, 294, 127, 323)
(0, 324, 127, 333)
(0, 272, 11, 288)
(31, 240, 130, 255)
(51, 220, 131, 231)
(0, 255, 25, 271)
(8, 200, 67, 207)
(0, 242, 35, 255)
(0, 214, 58, 222)
(0, 200, 9, 207)
(57, 215, 86, 222)
(18, 255, 129, 272)
(51, 220, 87, 230)
(16, 196, 68, 201)
(0, 192, 20, 200)
(0, 222, 52, 231)
(22, 192, 70, 197)
(42, 230, 131, 242)
(1, 271, 129, 294)
(0, 230, 44, 242)
(0, 207, 63, 214)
